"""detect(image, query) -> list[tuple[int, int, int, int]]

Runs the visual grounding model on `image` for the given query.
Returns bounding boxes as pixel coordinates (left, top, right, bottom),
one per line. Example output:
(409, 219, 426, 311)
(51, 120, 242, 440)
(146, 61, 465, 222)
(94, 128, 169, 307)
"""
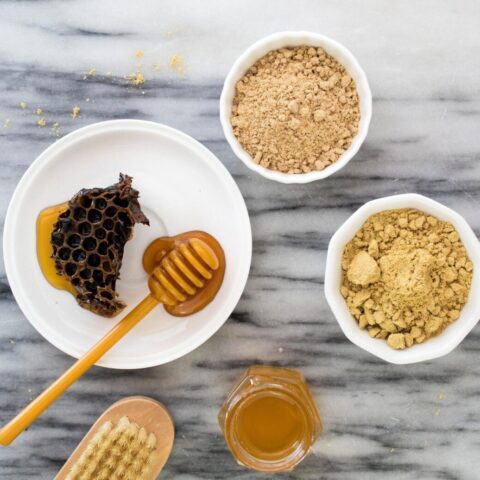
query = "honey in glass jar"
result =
(218, 365, 322, 472)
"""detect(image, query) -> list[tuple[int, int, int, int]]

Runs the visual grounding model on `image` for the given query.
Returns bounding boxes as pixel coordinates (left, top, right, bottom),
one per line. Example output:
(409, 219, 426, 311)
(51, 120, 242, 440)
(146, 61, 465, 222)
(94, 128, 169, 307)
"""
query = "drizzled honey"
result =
(36, 203, 75, 294)
(218, 366, 322, 473)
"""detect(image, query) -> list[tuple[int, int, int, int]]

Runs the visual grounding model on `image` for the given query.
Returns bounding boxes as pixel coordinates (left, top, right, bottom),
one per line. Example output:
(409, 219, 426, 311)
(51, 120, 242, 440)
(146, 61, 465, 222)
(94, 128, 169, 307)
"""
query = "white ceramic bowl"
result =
(325, 194, 480, 364)
(3, 120, 252, 369)
(220, 31, 372, 184)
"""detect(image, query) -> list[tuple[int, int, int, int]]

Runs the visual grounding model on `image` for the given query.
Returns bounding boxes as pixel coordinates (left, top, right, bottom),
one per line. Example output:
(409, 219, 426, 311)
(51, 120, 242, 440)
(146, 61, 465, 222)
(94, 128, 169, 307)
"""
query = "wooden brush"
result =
(56, 396, 174, 480)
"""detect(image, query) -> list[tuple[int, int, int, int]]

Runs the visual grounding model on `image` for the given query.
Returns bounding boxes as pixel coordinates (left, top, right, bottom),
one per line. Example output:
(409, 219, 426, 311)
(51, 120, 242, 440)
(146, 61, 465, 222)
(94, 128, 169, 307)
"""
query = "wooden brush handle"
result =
(0, 294, 159, 446)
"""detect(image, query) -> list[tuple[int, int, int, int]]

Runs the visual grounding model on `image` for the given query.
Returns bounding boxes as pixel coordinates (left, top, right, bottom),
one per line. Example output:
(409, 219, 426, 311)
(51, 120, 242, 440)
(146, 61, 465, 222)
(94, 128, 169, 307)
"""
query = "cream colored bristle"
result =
(137, 426, 147, 444)
(147, 433, 157, 449)
(65, 417, 158, 480)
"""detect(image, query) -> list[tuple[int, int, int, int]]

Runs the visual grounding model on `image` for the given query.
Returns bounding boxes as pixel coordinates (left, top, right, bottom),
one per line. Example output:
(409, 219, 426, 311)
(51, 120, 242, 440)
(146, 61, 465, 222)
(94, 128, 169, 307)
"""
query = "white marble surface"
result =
(1, 1, 480, 478)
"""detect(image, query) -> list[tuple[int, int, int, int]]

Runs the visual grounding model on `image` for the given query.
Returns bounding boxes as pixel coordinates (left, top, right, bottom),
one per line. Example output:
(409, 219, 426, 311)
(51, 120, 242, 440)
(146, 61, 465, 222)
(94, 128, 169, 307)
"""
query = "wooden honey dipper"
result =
(0, 230, 225, 446)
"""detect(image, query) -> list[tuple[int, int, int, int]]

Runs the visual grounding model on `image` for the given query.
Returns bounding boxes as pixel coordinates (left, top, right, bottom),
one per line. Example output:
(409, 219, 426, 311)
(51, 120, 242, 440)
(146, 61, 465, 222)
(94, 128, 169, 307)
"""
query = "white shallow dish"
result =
(325, 194, 480, 364)
(3, 120, 252, 369)
(220, 31, 372, 184)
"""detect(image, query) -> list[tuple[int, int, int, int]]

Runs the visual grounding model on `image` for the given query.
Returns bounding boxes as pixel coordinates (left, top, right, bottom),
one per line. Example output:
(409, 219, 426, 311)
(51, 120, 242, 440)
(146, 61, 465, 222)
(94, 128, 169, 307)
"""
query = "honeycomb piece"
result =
(51, 174, 149, 317)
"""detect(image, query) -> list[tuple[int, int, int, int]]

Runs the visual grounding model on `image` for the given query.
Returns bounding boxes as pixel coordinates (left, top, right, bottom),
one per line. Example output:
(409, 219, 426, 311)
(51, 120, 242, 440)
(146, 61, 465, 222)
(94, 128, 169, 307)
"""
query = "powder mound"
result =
(51, 174, 149, 317)
(379, 247, 434, 307)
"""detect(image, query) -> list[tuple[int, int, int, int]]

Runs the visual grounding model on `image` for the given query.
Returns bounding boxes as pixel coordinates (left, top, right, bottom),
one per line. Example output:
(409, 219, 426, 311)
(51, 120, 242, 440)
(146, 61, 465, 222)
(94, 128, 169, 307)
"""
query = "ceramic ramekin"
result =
(325, 194, 480, 364)
(220, 31, 372, 184)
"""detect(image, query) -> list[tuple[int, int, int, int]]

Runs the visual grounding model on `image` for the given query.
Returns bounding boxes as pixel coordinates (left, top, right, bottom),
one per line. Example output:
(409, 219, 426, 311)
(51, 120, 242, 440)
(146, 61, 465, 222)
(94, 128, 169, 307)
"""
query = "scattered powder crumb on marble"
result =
(3, 119, 11, 128)
(51, 122, 61, 137)
(37, 117, 47, 127)
(126, 71, 145, 86)
(71, 106, 80, 119)
(106, 71, 112, 76)
(35, 108, 43, 116)
(20, 101, 28, 109)
(85, 98, 90, 102)
(134, 49, 144, 59)
(153, 63, 161, 71)
(390, 448, 395, 453)
(169, 54, 185, 74)
(438, 392, 445, 400)
(83, 67, 97, 79)
(435, 408, 441, 416)
(9, 339, 15, 344)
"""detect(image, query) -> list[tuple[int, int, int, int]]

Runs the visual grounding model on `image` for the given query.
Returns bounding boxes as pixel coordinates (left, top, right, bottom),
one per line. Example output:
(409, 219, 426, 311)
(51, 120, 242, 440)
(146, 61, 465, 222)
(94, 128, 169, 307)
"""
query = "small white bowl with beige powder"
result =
(325, 194, 480, 364)
(220, 32, 372, 184)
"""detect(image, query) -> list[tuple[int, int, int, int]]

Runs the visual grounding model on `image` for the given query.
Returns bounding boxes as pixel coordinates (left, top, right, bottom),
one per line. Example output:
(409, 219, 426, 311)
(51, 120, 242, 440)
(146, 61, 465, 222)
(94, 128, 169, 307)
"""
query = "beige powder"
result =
(71, 105, 81, 119)
(341, 208, 473, 349)
(231, 46, 360, 174)
(126, 72, 145, 86)
(169, 54, 185, 75)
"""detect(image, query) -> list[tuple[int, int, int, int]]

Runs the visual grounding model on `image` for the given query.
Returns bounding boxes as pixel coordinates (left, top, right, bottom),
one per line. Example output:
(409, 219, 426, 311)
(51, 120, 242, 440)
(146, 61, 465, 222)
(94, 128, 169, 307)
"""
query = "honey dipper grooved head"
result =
(144, 231, 226, 317)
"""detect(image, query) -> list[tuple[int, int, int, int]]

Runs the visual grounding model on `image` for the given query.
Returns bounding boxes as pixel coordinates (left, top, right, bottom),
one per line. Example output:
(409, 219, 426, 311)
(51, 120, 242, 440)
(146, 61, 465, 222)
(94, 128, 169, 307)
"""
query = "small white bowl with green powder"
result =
(325, 194, 480, 364)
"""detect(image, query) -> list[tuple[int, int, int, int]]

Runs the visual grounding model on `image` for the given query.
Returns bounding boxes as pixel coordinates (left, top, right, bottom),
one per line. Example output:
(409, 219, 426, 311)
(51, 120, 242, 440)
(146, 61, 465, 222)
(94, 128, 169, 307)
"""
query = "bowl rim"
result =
(3, 119, 253, 369)
(324, 193, 480, 364)
(220, 30, 372, 184)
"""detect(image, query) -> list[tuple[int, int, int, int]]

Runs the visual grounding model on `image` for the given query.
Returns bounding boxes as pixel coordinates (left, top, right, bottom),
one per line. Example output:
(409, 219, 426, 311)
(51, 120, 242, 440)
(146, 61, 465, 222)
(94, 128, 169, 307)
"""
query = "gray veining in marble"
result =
(1, 1, 480, 479)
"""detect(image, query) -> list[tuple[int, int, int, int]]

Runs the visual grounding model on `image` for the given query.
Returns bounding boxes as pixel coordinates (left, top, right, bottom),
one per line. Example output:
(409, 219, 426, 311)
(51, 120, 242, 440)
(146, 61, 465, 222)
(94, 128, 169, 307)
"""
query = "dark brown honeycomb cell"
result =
(73, 249, 86, 262)
(114, 197, 129, 208)
(80, 268, 91, 279)
(78, 222, 91, 236)
(73, 207, 86, 221)
(82, 237, 97, 251)
(51, 174, 149, 317)
(98, 241, 108, 255)
(105, 206, 116, 217)
(104, 219, 114, 231)
(118, 211, 132, 226)
(95, 198, 107, 210)
(92, 270, 103, 284)
(58, 247, 71, 261)
(88, 254, 101, 267)
(67, 234, 81, 248)
(88, 209, 102, 223)
(65, 263, 77, 276)
(80, 196, 92, 208)
(94, 228, 106, 240)
(52, 232, 64, 247)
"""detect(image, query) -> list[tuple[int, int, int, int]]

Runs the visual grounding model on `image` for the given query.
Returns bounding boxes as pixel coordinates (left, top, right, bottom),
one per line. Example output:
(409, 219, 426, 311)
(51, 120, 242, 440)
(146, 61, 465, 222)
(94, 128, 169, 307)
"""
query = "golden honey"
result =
(218, 366, 322, 473)
(36, 203, 76, 294)
(143, 231, 225, 316)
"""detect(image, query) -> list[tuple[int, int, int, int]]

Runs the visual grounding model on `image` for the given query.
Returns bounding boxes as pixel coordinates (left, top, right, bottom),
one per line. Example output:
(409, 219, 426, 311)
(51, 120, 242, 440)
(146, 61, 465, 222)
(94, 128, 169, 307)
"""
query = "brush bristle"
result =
(65, 416, 157, 480)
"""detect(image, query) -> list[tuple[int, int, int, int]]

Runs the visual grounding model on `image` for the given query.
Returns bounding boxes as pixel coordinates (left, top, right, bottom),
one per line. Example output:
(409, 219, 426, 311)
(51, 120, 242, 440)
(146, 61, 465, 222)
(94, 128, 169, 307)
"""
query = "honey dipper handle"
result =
(0, 294, 159, 446)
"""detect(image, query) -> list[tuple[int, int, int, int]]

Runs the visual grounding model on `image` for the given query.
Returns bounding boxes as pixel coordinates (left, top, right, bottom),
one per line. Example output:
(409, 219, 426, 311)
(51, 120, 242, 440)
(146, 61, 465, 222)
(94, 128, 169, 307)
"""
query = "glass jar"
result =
(218, 365, 322, 473)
